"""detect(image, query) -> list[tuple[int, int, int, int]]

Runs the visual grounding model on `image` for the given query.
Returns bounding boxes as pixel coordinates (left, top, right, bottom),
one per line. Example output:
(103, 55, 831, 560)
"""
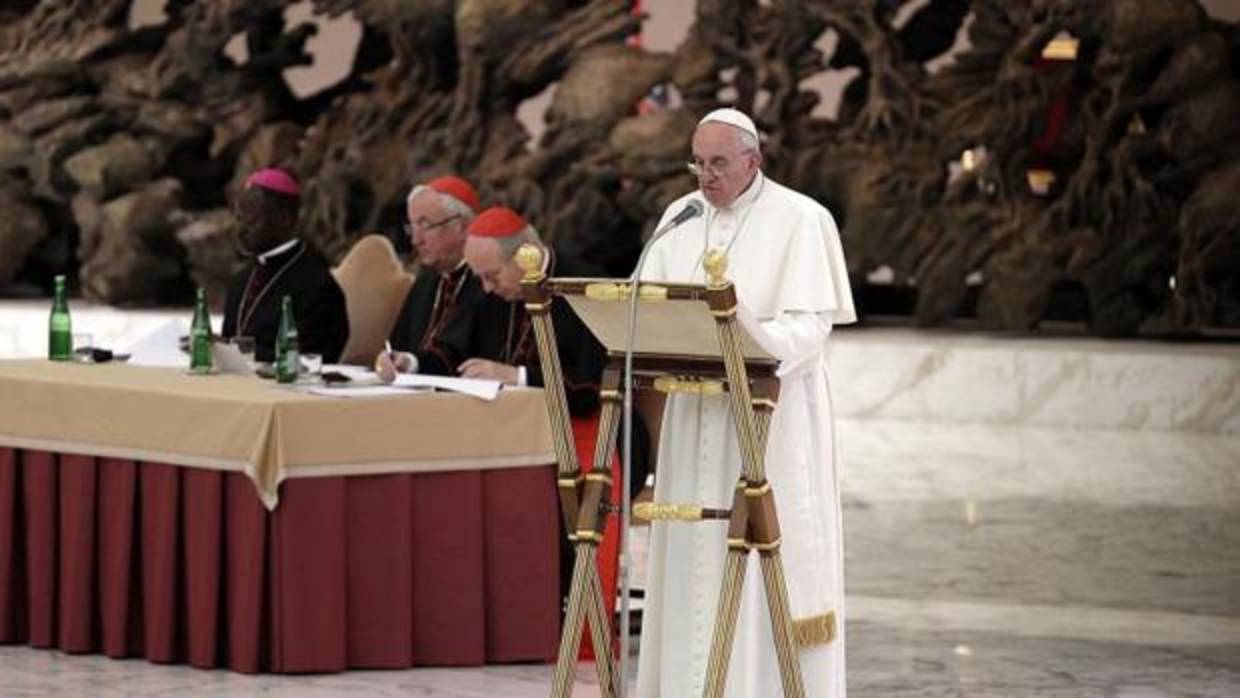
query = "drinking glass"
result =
(300, 352, 322, 377)
(72, 333, 93, 363)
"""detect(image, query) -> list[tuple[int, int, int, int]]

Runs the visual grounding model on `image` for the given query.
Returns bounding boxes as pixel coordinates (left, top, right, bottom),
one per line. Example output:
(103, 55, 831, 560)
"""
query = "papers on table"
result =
(303, 365, 502, 401)
(211, 342, 251, 375)
(120, 335, 504, 401)
(124, 321, 248, 375)
(300, 385, 428, 398)
(391, 373, 501, 401)
(125, 319, 188, 368)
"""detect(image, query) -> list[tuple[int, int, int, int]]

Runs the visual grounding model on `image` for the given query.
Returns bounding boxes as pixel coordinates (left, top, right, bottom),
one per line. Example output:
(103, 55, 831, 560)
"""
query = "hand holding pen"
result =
(374, 340, 414, 383)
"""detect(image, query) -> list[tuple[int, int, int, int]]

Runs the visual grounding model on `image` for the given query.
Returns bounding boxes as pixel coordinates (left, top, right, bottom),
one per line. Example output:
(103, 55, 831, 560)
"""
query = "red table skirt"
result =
(0, 447, 560, 673)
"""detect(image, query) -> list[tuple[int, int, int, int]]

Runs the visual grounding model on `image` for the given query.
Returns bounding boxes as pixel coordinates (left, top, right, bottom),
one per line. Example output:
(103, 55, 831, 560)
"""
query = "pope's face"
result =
(691, 123, 761, 208)
(464, 236, 525, 301)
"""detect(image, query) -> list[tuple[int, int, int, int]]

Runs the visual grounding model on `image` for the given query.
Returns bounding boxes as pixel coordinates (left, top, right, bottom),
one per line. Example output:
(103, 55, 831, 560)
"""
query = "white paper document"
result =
(391, 374, 502, 401)
(300, 385, 429, 398)
(304, 366, 502, 400)
(211, 342, 251, 375)
(125, 319, 188, 368)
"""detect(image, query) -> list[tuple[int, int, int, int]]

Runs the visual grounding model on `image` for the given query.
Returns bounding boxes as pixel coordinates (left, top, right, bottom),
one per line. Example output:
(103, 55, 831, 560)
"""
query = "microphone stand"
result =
(617, 203, 699, 697)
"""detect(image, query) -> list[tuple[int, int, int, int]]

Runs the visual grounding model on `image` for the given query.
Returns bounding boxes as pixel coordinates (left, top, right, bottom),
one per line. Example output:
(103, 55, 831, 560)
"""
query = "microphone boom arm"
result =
(616, 197, 702, 698)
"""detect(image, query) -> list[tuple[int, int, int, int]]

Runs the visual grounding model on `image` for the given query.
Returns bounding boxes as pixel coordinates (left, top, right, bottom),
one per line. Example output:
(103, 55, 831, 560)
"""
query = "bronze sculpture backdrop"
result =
(0, 0, 1236, 337)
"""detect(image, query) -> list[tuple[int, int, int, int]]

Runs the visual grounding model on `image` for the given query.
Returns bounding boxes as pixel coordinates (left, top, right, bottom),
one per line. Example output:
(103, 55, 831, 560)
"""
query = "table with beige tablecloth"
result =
(0, 359, 560, 672)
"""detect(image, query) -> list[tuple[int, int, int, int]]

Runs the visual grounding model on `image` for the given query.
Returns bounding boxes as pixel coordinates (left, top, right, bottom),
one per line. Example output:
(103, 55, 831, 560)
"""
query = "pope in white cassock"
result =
(635, 108, 856, 697)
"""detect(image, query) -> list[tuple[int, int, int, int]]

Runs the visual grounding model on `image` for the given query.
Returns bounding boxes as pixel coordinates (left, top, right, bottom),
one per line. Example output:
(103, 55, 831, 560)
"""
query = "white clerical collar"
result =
(710, 171, 765, 214)
(448, 258, 468, 275)
(257, 238, 300, 264)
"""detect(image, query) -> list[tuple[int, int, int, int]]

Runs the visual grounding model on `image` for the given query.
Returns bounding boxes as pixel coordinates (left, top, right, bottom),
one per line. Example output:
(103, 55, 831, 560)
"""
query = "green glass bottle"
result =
(275, 295, 299, 384)
(48, 274, 72, 361)
(189, 287, 213, 373)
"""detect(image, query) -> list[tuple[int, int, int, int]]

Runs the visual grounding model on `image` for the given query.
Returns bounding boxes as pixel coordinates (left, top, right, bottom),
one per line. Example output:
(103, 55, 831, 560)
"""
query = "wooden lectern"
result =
(516, 244, 810, 698)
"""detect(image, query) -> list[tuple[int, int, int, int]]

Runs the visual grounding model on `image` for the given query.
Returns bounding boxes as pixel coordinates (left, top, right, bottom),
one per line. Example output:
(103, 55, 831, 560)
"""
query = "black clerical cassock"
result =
(471, 260, 605, 417)
(222, 239, 350, 364)
(388, 263, 486, 376)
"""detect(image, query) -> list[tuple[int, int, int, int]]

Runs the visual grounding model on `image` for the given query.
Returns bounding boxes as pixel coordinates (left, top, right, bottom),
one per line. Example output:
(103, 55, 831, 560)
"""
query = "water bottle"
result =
(48, 275, 72, 361)
(189, 287, 213, 373)
(276, 295, 299, 383)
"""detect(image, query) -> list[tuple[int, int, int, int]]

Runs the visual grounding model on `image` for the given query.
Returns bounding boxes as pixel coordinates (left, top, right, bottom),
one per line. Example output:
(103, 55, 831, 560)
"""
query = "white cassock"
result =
(635, 172, 856, 697)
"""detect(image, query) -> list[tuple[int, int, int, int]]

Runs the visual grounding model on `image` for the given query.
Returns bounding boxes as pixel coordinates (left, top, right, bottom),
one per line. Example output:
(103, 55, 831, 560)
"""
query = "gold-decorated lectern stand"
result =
(517, 244, 808, 698)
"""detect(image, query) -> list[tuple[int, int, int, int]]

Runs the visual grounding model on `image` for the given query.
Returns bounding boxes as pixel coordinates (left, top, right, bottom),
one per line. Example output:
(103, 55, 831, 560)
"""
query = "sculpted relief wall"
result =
(0, 0, 1237, 337)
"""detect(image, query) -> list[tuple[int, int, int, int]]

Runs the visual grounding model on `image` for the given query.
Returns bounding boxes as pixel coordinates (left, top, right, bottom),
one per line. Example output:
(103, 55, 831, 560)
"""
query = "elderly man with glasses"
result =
(377, 175, 488, 378)
(635, 108, 856, 698)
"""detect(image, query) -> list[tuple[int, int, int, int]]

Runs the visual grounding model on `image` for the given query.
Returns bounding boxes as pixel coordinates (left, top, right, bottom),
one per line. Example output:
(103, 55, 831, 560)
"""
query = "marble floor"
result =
(2, 418, 1237, 696)
(838, 420, 1240, 698)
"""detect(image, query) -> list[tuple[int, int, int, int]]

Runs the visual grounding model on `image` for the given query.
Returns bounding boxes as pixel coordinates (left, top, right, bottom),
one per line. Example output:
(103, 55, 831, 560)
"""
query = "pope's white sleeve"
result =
(737, 303, 833, 376)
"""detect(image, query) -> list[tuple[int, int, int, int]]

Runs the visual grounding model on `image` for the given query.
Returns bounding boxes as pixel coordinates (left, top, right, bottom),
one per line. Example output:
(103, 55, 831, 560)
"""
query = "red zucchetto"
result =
(424, 175, 480, 213)
(467, 206, 527, 238)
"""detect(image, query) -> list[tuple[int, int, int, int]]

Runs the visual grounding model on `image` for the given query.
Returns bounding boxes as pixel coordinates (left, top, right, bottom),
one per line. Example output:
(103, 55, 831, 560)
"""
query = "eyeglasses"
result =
(687, 158, 732, 178)
(403, 215, 460, 238)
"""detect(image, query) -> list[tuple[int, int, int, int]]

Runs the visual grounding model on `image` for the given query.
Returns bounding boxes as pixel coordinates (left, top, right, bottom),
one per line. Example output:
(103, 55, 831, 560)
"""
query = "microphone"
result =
(645, 198, 704, 243)
(668, 198, 705, 226)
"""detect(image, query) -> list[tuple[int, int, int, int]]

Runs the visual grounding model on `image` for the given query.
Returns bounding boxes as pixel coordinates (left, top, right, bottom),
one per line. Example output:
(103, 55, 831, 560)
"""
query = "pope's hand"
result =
(374, 350, 414, 383)
(458, 358, 519, 385)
